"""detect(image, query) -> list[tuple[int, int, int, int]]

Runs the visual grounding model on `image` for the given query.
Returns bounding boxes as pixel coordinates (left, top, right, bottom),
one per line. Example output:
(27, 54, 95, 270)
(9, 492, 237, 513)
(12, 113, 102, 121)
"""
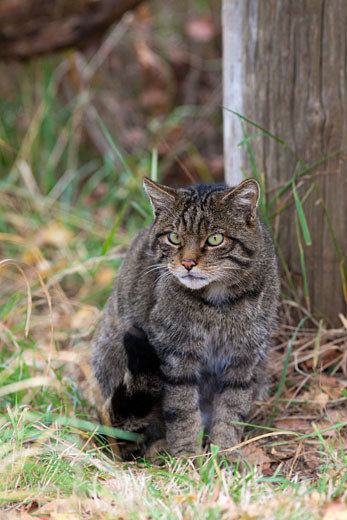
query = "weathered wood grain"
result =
(223, 0, 346, 324)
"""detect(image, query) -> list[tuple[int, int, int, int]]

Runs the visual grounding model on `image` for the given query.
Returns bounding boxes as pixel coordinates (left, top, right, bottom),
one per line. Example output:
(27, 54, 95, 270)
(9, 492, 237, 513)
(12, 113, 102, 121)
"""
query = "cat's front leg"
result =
(163, 383, 202, 457)
(209, 382, 254, 462)
(161, 359, 202, 457)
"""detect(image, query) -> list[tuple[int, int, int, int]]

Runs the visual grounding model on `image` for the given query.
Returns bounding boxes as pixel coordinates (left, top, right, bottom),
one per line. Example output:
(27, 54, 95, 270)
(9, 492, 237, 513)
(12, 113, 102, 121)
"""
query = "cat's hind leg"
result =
(92, 320, 164, 460)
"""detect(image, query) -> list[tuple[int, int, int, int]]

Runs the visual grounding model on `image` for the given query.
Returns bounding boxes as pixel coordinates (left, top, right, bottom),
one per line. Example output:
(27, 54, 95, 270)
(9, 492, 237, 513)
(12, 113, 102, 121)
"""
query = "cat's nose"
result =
(181, 259, 197, 271)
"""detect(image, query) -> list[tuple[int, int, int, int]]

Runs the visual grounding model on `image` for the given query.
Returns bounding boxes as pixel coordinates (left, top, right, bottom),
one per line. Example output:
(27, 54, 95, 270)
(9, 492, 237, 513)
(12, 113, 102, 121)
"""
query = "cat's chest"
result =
(200, 327, 233, 376)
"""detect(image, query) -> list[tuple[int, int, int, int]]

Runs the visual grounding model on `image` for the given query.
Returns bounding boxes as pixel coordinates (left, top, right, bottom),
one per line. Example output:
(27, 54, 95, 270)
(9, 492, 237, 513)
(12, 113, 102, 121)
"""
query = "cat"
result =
(91, 177, 280, 462)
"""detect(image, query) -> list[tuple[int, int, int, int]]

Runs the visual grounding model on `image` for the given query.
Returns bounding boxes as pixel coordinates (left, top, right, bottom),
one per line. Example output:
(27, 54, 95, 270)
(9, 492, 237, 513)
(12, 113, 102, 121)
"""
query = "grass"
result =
(0, 58, 346, 519)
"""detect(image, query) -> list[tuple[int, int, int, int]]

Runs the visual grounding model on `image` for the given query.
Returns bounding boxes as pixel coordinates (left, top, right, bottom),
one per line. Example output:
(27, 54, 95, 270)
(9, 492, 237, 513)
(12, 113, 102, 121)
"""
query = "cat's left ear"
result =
(143, 178, 178, 216)
(222, 179, 260, 222)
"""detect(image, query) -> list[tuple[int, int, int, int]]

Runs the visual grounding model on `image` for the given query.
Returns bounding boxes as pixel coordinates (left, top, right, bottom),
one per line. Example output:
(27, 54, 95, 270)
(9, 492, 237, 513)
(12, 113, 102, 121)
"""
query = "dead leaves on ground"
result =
(8, 494, 347, 520)
(18, 497, 111, 519)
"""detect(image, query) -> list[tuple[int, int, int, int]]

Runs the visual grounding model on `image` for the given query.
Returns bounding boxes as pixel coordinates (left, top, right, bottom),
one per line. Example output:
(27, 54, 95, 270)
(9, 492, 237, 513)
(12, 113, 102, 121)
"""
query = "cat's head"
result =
(143, 178, 260, 290)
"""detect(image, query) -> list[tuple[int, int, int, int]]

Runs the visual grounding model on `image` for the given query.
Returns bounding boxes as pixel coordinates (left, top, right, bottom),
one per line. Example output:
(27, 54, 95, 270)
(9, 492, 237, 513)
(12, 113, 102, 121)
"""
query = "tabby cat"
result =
(92, 178, 280, 461)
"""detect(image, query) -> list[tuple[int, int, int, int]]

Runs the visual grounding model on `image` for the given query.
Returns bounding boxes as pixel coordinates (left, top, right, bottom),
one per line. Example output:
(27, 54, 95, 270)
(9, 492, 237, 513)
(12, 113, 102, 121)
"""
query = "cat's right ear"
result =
(143, 178, 178, 216)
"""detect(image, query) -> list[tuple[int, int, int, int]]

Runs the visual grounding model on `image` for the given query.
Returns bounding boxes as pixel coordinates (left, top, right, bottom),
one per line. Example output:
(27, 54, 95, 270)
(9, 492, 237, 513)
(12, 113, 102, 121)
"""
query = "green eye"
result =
(207, 233, 224, 246)
(168, 232, 181, 245)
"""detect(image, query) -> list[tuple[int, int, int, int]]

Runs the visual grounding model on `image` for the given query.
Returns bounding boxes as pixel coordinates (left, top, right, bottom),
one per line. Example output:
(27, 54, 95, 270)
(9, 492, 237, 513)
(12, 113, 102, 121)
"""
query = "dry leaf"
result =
(318, 374, 344, 389)
(274, 418, 309, 431)
(326, 408, 347, 423)
(243, 442, 273, 469)
(319, 375, 345, 399)
(22, 501, 39, 514)
(301, 389, 329, 410)
(270, 446, 292, 460)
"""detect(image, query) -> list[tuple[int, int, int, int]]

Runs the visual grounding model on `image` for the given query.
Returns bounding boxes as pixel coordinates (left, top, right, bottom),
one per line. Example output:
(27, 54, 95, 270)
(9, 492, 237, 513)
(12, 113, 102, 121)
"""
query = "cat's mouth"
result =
(182, 273, 205, 281)
(176, 272, 211, 290)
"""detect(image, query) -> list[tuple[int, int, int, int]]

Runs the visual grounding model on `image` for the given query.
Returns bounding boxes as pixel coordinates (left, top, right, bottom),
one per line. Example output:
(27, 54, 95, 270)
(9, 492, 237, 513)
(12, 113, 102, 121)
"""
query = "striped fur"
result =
(92, 178, 280, 461)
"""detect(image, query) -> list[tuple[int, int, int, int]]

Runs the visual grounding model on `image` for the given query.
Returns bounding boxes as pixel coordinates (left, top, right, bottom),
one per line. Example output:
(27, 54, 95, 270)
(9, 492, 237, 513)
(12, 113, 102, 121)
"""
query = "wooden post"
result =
(223, 0, 346, 325)
(222, 0, 245, 185)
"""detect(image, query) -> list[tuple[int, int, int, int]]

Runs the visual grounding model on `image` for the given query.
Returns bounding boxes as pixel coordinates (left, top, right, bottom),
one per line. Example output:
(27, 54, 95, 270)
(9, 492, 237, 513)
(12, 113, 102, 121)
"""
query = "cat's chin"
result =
(176, 274, 211, 290)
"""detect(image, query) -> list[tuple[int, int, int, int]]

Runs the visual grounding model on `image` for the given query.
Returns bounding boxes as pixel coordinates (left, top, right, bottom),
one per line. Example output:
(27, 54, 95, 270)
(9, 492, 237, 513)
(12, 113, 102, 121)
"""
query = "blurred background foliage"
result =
(0, 0, 223, 192)
(0, 0, 224, 311)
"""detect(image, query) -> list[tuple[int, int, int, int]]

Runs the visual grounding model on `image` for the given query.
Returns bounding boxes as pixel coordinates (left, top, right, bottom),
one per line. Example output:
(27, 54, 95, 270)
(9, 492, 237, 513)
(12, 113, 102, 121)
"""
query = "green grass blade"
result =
(95, 111, 141, 190)
(237, 133, 268, 147)
(312, 423, 338, 463)
(131, 200, 152, 220)
(264, 421, 347, 447)
(295, 214, 310, 309)
(223, 107, 286, 146)
(313, 319, 323, 371)
(268, 150, 342, 209)
(100, 202, 128, 256)
(292, 180, 312, 246)
(267, 182, 315, 220)
(311, 178, 344, 262)
(240, 124, 264, 206)
(273, 235, 299, 302)
(54, 415, 142, 442)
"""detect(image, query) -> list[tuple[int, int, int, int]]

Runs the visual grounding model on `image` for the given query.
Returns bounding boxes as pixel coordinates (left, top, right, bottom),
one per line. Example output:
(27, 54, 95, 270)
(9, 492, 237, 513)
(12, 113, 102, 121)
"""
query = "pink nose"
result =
(181, 259, 197, 271)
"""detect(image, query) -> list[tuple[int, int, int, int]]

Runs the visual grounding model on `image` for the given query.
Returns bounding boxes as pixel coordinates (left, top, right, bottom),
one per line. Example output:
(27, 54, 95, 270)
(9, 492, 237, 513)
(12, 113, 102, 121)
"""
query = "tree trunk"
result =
(0, 0, 143, 58)
(223, 0, 346, 325)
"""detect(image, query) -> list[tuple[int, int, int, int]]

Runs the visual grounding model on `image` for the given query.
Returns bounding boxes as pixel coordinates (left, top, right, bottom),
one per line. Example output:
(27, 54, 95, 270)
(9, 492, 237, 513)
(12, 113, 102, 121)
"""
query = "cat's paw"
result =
(169, 445, 202, 468)
(145, 439, 169, 465)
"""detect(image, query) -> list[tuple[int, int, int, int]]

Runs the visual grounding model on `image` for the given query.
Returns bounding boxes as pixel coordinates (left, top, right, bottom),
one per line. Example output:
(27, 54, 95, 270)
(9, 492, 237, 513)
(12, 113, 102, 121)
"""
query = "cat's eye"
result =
(206, 233, 224, 247)
(167, 232, 182, 245)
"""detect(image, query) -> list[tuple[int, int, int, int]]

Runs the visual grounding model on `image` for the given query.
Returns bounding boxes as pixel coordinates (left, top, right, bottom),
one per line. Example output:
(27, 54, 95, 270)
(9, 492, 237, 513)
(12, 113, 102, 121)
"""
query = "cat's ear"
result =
(221, 179, 260, 222)
(143, 178, 178, 216)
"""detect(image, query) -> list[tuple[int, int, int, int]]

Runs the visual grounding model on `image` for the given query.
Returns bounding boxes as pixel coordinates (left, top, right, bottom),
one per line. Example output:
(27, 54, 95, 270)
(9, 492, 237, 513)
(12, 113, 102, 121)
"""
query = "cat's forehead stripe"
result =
(178, 185, 229, 234)
(179, 190, 208, 235)
(162, 182, 250, 234)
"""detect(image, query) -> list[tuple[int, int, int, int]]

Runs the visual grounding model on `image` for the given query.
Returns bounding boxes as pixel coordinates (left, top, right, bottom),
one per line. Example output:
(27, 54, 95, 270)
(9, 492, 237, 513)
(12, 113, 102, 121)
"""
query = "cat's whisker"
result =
(156, 270, 172, 283)
(220, 265, 247, 270)
(139, 265, 167, 280)
(216, 268, 246, 275)
(142, 264, 166, 274)
(146, 266, 166, 274)
(203, 264, 246, 272)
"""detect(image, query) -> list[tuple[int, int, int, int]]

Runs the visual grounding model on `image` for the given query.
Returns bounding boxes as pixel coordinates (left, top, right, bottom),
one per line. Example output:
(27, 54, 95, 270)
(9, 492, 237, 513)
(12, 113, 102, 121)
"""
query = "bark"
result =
(0, 0, 143, 58)
(223, 0, 346, 325)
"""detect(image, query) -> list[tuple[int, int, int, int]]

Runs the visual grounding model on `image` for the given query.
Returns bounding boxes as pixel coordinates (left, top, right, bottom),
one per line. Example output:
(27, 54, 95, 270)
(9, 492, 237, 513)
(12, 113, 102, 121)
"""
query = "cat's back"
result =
(110, 225, 156, 327)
